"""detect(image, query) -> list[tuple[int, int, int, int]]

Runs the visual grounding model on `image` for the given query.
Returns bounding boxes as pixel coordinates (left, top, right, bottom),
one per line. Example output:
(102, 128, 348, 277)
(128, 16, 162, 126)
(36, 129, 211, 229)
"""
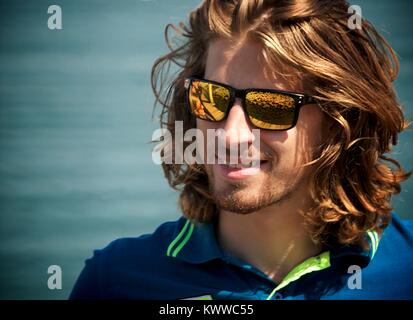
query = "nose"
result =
(221, 98, 255, 147)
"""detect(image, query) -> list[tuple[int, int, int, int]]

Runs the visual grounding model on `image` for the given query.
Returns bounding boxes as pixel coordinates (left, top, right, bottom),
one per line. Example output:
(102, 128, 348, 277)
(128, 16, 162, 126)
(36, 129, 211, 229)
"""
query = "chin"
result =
(211, 180, 271, 214)
(209, 168, 301, 215)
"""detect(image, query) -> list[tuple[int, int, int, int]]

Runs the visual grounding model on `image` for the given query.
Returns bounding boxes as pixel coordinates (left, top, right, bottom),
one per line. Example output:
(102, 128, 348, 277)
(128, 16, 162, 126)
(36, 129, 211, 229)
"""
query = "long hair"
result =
(151, 0, 410, 249)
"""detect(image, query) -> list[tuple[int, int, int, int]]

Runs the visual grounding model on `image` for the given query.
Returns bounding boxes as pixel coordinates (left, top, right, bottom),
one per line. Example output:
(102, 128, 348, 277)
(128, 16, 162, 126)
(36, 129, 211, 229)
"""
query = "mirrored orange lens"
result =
(188, 80, 230, 121)
(245, 91, 296, 130)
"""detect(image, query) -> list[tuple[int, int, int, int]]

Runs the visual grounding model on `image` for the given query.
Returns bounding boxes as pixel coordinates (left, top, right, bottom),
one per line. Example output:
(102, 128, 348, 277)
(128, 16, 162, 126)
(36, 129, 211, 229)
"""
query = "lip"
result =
(214, 160, 270, 180)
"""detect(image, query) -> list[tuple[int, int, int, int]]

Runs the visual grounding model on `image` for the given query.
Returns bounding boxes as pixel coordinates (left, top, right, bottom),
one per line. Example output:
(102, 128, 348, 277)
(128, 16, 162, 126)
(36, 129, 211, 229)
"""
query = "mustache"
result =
(214, 146, 273, 163)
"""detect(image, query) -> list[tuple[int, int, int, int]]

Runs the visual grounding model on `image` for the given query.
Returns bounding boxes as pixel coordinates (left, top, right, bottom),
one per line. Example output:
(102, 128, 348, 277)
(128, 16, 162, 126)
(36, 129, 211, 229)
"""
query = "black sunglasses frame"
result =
(184, 77, 317, 131)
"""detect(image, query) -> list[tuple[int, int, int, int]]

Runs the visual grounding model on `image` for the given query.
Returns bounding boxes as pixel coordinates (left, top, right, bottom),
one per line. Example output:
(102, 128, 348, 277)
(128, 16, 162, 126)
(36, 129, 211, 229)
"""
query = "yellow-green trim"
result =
(172, 222, 194, 257)
(181, 295, 213, 300)
(266, 251, 331, 300)
(366, 230, 379, 259)
(166, 220, 190, 257)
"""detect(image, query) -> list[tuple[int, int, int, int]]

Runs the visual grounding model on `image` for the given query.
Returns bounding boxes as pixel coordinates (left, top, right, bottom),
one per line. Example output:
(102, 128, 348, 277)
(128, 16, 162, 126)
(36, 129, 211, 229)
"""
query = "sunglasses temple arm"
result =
(304, 96, 317, 105)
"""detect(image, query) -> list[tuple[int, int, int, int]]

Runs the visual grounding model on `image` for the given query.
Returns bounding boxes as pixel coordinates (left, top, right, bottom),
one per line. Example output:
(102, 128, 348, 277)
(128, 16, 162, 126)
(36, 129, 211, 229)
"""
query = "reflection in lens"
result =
(188, 80, 230, 121)
(246, 91, 295, 130)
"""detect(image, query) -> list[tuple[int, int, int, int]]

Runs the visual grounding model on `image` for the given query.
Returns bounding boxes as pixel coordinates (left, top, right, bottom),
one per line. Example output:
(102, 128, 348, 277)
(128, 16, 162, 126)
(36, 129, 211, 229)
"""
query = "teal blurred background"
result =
(0, 0, 412, 299)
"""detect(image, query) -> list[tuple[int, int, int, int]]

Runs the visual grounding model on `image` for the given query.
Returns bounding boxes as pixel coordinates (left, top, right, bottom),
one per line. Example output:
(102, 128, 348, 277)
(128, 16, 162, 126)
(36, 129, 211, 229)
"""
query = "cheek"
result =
(297, 105, 325, 145)
(260, 130, 298, 168)
(196, 118, 205, 131)
(196, 119, 209, 149)
(260, 106, 325, 162)
(196, 119, 222, 153)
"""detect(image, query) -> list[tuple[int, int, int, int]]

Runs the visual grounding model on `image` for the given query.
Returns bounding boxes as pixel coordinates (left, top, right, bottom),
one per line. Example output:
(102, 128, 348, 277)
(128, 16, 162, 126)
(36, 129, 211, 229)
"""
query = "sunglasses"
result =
(184, 77, 317, 131)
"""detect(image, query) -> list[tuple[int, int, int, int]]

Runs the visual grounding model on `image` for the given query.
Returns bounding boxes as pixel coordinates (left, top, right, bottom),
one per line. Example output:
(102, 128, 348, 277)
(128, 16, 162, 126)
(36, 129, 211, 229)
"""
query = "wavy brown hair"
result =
(151, 0, 410, 250)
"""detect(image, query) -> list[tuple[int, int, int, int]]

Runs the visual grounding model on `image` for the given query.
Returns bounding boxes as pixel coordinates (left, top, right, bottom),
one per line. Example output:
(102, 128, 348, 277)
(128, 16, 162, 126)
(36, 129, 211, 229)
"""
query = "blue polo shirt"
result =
(70, 213, 413, 300)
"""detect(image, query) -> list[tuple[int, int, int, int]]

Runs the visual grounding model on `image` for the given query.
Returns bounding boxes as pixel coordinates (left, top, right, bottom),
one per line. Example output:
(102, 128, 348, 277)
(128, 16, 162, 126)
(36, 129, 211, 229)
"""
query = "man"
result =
(70, 0, 413, 300)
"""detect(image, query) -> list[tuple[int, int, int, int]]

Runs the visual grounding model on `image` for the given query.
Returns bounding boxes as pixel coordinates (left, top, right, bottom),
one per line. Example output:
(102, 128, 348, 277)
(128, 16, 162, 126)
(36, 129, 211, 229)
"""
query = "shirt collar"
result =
(165, 217, 224, 263)
(166, 216, 380, 269)
(329, 229, 380, 269)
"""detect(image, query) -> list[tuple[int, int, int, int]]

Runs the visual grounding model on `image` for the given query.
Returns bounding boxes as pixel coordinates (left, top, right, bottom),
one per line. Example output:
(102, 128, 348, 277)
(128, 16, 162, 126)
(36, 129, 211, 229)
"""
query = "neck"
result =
(216, 188, 322, 283)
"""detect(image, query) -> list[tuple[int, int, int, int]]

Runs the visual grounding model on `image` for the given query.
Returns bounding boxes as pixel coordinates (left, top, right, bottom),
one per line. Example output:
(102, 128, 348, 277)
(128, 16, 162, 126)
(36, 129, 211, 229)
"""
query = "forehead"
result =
(204, 37, 304, 92)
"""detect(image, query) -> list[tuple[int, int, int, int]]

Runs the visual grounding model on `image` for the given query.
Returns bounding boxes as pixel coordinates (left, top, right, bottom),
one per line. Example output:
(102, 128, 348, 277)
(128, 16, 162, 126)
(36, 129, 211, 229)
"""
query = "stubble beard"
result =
(206, 163, 302, 215)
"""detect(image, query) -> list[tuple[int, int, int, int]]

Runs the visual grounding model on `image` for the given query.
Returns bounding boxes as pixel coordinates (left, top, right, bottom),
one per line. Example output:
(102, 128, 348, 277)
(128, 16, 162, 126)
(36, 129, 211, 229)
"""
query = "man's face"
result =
(198, 38, 325, 214)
